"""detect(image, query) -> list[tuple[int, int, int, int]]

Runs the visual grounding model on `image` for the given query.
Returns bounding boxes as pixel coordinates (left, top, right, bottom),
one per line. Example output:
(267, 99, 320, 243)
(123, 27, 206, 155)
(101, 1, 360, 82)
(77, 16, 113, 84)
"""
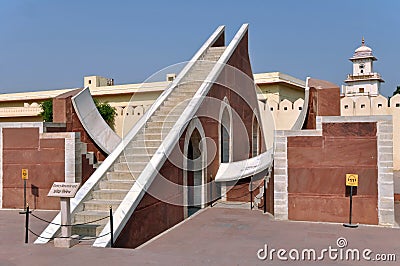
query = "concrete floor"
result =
(0, 207, 399, 265)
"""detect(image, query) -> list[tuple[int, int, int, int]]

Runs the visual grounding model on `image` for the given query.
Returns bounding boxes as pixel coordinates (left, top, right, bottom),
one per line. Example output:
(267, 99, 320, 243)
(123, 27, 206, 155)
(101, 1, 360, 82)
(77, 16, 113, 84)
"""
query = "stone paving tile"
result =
(0, 208, 399, 265)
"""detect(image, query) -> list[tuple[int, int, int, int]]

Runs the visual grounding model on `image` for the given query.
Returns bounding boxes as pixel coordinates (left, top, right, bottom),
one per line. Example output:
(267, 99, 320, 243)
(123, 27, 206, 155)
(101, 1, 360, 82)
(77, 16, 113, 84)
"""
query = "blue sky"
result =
(0, 0, 399, 96)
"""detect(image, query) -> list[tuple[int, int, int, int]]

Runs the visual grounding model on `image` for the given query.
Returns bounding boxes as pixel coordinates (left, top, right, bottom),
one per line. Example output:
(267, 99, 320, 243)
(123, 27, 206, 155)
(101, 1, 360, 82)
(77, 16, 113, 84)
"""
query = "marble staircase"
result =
(72, 47, 226, 237)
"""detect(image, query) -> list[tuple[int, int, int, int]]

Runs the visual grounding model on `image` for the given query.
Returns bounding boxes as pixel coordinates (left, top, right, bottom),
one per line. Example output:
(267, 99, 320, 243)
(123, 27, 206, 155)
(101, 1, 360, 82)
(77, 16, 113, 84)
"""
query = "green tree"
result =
(93, 99, 117, 130)
(39, 99, 53, 122)
(39, 98, 117, 130)
(392, 86, 400, 96)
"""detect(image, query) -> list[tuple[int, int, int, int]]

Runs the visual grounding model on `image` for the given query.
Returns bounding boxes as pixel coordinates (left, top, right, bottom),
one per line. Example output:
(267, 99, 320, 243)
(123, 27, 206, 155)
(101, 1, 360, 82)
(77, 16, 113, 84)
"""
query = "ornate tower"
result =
(342, 38, 384, 97)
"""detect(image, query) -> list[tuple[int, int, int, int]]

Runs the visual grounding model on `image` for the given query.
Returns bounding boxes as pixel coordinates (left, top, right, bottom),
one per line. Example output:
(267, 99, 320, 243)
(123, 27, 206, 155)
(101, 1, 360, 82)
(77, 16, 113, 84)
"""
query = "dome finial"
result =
(362, 36, 365, 46)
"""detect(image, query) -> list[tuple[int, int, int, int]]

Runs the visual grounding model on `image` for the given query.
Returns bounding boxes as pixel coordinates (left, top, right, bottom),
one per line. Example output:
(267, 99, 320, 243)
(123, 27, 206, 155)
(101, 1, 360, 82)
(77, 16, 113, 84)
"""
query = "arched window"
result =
(220, 108, 230, 163)
(252, 116, 259, 157)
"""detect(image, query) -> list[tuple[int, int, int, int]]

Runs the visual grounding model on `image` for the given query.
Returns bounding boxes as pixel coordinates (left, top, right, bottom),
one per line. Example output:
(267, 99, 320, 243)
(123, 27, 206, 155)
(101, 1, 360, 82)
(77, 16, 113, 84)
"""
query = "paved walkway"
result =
(0, 207, 399, 265)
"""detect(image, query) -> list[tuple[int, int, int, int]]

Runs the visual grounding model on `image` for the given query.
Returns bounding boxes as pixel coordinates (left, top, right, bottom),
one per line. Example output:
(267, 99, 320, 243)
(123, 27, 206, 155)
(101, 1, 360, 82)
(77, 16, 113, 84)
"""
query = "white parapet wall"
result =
(259, 98, 304, 131)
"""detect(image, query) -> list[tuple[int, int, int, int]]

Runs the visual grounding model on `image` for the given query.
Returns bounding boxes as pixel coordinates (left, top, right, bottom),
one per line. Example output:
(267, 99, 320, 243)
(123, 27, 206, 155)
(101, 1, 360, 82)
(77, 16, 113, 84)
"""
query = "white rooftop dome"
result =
(353, 37, 374, 58)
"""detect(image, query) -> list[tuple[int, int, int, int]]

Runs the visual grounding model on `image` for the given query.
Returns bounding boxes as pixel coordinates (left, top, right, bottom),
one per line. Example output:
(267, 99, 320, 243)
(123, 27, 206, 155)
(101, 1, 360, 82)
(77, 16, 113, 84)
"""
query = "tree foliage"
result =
(39, 98, 117, 130)
(93, 99, 117, 130)
(392, 86, 400, 96)
(39, 99, 53, 122)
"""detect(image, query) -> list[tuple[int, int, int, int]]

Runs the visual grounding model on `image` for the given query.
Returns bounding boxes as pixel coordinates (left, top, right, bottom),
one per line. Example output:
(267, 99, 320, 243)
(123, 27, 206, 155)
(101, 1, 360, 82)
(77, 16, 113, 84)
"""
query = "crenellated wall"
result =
(259, 98, 304, 130)
(113, 104, 150, 137)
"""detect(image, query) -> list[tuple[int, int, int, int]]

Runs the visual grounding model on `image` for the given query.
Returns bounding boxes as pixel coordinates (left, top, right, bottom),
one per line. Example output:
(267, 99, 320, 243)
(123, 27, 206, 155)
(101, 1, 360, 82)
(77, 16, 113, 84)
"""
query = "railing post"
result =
(110, 206, 114, 248)
(210, 180, 213, 207)
(25, 204, 30, 244)
(250, 179, 253, 210)
(263, 177, 267, 214)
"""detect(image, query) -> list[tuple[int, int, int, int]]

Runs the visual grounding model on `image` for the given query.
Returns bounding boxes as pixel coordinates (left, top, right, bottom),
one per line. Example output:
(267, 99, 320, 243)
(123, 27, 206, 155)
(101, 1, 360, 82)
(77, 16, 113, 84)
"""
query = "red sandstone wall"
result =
(304, 79, 341, 129)
(115, 156, 184, 248)
(287, 122, 378, 224)
(53, 90, 107, 162)
(2, 128, 65, 209)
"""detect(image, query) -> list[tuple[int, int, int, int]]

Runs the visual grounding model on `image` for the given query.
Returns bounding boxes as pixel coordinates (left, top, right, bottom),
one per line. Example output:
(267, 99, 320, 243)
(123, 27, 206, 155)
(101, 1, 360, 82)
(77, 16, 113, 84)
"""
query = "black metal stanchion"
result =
(343, 186, 358, 228)
(210, 181, 213, 207)
(250, 180, 253, 210)
(25, 204, 31, 244)
(343, 174, 358, 228)
(110, 206, 114, 248)
(263, 178, 267, 214)
(23, 179, 27, 212)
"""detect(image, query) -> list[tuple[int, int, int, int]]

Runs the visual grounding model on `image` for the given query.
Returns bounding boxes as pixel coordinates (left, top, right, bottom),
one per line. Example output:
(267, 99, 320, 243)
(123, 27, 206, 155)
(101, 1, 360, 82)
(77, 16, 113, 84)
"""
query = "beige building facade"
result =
(0, 72, 305, 136)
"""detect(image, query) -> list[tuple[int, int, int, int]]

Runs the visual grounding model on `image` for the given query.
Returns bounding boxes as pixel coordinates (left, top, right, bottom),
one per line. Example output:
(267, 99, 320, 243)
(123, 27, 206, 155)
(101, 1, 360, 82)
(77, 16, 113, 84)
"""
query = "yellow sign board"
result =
(346, 174, 358, 187)
(22, 169, 28, 180)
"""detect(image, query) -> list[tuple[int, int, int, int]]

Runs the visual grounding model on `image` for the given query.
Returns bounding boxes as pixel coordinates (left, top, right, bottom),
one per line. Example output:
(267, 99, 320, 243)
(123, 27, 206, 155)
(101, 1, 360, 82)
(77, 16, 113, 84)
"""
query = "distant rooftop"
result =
(253, 72, 306, 89)
(0, 72, 305, 102)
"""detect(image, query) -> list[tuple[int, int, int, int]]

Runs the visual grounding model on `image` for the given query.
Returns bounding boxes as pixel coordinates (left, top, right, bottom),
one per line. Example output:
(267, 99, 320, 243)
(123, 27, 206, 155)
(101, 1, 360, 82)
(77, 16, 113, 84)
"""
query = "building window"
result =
(378, 104, 382, 108)
(284, 107, 288, 111)
(298, 107, 302, 111)
(344, 105, 349, 109)
(360, 70, 364, 74)
(361, 104, 365, 108)
(270, 107, 274, 111)
(220, 109, 230, 163)
(396, 103, 400, 108)
(252, 118, 259, 157)
(88, 80, 92, 85)
(359, 88, 365, 93)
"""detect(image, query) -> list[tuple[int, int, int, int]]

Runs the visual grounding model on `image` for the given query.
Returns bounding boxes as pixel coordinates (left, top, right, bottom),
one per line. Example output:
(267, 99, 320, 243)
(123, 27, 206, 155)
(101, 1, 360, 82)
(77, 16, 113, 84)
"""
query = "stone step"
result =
(145, 120, 176, 128)
(176, 82, 202, 90)
(92, 189, 130, 200)
(83, 199, 122, 211)
(113, 162, 147, 172)
(202, 54, 222, 58)
(131, 140, 162, 148)
(157, 104, 186, 115)
(131, 129, 165, 139)
(163, 98, 191, 107)
(74, 210, 110, 224)
(107, 171, 139, 181)
(99, 180, 135, 190)
(162, 96, 190, 105)
(124, 154, 152, 162)
(158, 104, 186, 113)
(72, 224, 104, 237)
(118, 154, 153, 163)
(168, 91, 195, 97)
(150, 115, 180, 122)
(124, 146, 159, 155)
(129, 134, 163, 144)
(174, 87, 198, 93)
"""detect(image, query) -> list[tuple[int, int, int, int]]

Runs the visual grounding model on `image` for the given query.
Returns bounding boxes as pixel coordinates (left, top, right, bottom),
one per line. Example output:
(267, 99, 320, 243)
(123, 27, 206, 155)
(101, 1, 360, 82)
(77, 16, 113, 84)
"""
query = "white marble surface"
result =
(71, 88, 121, 154)
(215, 149, 273, 182)
(291, 77, 310, 130)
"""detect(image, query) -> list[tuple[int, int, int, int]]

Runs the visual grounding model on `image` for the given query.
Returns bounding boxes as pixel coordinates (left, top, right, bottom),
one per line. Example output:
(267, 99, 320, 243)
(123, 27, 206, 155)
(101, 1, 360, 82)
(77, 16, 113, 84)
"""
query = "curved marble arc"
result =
(71, 87, 121, 154)
(291, 77, 310, 130)
(215, 148, 273, 182)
